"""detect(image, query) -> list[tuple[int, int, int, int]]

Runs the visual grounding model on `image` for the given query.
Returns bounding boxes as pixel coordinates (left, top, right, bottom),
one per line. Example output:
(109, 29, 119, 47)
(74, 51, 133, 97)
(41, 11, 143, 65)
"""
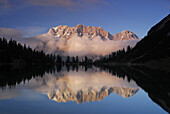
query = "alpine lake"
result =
(0, 65, 169, 114)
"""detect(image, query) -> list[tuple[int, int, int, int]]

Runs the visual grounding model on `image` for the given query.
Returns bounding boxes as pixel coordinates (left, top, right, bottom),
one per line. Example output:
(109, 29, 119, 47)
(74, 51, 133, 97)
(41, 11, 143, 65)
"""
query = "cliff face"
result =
(48, 24, 138, 40)
(47, 87, 139, 104)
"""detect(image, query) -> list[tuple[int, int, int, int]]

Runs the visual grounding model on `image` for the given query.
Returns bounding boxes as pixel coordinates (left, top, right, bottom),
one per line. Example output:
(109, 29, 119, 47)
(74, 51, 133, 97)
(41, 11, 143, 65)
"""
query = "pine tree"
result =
(72, 57, 76, 63)
(56, 55, 62, 63)
(66, 56, 70, 63)
(76, 56, 79, 63)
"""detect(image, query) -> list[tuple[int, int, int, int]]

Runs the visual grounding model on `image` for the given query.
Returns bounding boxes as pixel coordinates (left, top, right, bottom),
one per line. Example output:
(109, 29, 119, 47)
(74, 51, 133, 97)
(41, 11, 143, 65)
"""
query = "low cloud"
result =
(66, 36, 139, 57)
(0, 88, 20, 100)
(0, 28, 23, 40)
(16, 26, 48, 37)
(35, 33, 140, 57)
(0, 27, 41, 48)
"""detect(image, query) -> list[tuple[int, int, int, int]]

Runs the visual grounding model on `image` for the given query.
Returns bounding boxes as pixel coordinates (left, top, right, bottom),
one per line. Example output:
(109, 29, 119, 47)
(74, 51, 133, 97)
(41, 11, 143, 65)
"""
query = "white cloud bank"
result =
(66, 37, 139, 57)
(35, 33, 140, 57)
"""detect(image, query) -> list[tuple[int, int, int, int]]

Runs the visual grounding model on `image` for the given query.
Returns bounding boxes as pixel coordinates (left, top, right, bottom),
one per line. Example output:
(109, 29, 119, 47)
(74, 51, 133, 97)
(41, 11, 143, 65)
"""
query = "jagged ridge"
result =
(48, 24, 139, 40)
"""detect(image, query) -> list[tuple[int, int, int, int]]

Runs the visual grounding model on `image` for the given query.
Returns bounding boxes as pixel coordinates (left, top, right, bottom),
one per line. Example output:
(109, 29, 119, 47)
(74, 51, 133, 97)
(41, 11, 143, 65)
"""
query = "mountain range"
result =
(48, 24, 139, 40)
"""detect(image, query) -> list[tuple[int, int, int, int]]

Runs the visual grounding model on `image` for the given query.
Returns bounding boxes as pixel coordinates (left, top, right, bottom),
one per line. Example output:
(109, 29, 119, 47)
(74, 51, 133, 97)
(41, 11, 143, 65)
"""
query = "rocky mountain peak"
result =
(113, 30, 139, 40)
(76, 24, 83, 27)
(122, 30, 130, 33)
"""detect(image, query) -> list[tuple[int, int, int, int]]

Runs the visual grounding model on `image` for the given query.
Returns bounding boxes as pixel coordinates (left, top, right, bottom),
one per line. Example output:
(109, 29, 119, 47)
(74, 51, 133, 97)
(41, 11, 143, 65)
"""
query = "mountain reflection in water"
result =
(0, 65, 170, 113)
(45, 69, 139, 103)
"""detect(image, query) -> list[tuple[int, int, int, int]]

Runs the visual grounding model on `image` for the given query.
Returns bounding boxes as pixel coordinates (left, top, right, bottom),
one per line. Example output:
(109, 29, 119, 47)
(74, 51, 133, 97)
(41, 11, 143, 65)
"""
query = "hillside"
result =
(127, 14, 170, 63)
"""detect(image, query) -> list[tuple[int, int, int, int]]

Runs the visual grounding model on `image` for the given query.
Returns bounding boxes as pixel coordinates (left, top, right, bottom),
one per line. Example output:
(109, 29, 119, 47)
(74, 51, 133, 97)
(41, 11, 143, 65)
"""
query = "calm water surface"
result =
(0, 65, 169, 114)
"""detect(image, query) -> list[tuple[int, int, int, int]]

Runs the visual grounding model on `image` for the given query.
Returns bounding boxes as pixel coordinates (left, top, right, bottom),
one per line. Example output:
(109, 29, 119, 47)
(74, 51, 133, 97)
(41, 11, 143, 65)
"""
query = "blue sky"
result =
(0, 0, 169, 38)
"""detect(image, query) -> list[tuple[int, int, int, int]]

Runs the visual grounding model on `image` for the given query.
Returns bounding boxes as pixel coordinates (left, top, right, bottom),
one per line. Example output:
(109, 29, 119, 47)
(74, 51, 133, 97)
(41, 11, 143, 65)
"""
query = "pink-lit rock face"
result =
(48, 24, 138, 40)
(113, 30, 139, 40)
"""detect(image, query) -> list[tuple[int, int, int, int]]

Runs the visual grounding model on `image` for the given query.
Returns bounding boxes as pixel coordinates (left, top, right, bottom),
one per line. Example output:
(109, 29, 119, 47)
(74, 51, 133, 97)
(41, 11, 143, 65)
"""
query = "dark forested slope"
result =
(127, 14, 170, 63)
(0, 38, 55, 66)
